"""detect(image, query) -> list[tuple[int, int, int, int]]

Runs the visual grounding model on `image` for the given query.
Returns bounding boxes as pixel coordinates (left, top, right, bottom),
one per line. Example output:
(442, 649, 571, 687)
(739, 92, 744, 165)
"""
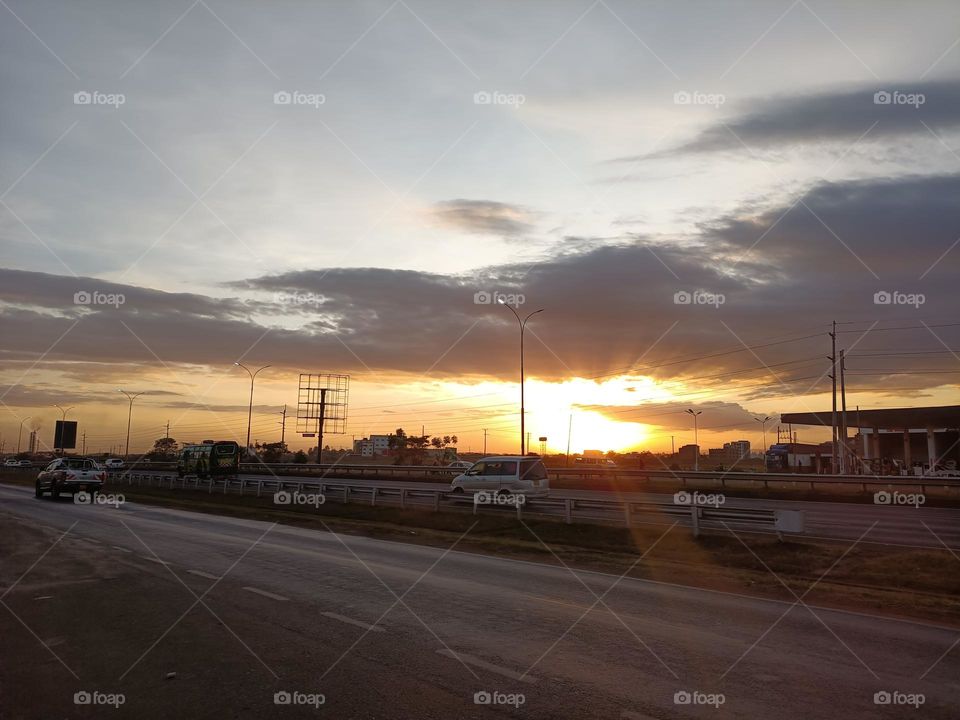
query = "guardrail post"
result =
(344, 486, 349, 503)
(691, 506, 700, 538)
(434, 492, 440, 512)
(624, 503, 632, 527)
(223, 477, 228, 494)
(400, 488, 406, 509)
(371, 488, 378, 506)
(257, 480, 262, 497)
(239, 478, 245, 495)
(564, 498, 572, 524)
(208, 478, 213, 494)
(516, 499, 522, 520)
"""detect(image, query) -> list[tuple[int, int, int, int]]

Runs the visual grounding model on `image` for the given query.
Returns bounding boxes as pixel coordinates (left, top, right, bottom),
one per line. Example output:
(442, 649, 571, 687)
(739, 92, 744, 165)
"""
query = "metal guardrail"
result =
(114, 471, 805, 539)
(110, 462, 960, 494)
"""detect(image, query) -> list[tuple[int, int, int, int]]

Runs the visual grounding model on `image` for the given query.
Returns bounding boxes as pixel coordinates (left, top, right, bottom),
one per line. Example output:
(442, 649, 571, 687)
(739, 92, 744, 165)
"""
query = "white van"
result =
(449, 456, 549, 498)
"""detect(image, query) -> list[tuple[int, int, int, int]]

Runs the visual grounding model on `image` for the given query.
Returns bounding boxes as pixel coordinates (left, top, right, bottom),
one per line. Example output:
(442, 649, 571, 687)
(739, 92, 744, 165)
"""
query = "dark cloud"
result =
(431, 199, 534, 238)
(581, 400, 774, 433)
(616, 80, 960, 160)
(2, 172, 959, 400)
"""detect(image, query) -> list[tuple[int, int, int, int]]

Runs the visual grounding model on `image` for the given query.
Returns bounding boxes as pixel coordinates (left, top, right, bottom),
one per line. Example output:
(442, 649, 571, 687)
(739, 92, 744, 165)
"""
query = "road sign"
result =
(54, 420, 78, 450)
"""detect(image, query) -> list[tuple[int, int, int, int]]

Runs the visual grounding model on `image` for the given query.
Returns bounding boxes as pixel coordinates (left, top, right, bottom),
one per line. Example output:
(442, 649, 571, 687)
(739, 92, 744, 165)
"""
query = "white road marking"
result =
(187, 569, 220, 580)
(139, 555, 170, 564)
(112, 546, 132, 553)
(435, 649, 536, 683)
(321, 612, 385, 632)
(242, 586, 288, 601)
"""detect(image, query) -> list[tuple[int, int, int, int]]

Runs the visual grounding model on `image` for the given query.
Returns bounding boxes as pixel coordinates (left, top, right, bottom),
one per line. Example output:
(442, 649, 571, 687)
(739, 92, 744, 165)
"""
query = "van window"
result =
(466, 462, 485, 475)
(521, 460, 547, 480)
(484, 461, 517, 475)
(216, 445, 235, 456)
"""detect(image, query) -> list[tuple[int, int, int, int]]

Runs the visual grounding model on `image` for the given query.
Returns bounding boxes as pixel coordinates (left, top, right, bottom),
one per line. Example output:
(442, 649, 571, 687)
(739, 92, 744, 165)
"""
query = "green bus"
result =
(177, 441, 241, 478)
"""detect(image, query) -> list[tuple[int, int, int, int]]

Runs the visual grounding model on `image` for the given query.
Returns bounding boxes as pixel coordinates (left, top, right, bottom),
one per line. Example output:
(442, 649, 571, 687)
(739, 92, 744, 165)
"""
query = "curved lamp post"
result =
(500, 302, 543, 456)
(234, 362, 271, 454)
(685, 408, 702, 471)
(117, 390, 144, 458)
(17, 416, 31, 454)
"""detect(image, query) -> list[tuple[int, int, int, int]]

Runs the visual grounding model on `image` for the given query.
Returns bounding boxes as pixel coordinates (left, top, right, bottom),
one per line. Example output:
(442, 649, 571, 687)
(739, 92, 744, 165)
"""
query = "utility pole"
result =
(483, 428, 488, 455)
(526, 431, 531, 456)
(82, 432, 86, 455)
(565, 414, 572, 466)
(165, 420, 170, 439)
(840, 349, 848, 473)
(829, 321, 838, 473)
(671, 435, 675, 455)
(279, 405, 287, 445)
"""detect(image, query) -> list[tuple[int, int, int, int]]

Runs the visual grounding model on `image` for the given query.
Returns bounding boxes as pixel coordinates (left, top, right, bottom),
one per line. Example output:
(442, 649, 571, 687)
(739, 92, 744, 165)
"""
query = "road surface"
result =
(1, 483, 957, 718)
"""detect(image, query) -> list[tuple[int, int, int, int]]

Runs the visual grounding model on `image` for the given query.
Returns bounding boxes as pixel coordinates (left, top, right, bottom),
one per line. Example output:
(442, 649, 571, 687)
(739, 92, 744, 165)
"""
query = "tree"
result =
(148, 437, 178, 460)
(255, 441, 288, 463)
(292, 450, 308, 464)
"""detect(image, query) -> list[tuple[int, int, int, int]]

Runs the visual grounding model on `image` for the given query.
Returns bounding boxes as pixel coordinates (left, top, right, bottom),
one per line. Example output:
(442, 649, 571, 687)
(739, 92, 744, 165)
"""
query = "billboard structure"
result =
(296, 374, 349, 463)
(54, 420, 78, 452)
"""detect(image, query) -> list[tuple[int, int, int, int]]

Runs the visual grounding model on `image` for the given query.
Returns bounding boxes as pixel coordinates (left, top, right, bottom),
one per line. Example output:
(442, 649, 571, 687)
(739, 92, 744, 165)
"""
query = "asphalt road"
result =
(2, 482, 958, 719)
(119, 470, 960, 549)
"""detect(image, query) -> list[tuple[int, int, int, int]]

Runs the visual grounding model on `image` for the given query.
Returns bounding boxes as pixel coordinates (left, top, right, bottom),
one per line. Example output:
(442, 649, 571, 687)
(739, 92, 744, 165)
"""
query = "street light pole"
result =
(117, 390, 144, 458)
(17, 416, 31, 454)
(234, 362, 271, 455)
(685, 409, 702, 471)
(755, 416, 771, 457)
(500, 303, 543, 456)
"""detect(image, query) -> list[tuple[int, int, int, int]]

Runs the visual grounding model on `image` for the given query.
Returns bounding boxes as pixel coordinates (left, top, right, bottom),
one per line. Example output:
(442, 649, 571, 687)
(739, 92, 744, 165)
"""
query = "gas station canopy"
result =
(781, 405, 960, 429)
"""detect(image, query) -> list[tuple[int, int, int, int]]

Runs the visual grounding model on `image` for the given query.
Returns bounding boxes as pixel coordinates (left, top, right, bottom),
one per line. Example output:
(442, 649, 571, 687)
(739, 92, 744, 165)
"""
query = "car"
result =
(447, 460, 473, 470)
(103, 458, 125, 470)
(35, 457, 106, 499)
(450, 456, 550, 499)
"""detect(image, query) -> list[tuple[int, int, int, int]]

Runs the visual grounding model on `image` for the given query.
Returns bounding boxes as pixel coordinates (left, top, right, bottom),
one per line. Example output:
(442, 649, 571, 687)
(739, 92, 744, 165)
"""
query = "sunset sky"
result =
(2, 1, 959, 455)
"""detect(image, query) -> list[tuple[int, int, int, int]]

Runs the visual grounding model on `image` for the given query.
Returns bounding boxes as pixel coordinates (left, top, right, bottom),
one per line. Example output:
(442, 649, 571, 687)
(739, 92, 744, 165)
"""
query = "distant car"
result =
(35, 458, 106, 499)
(104, 458, 125, 470)
(450, 456, 549, 499)
(4, 459, 31, 467)
(447, 460, 473, 470)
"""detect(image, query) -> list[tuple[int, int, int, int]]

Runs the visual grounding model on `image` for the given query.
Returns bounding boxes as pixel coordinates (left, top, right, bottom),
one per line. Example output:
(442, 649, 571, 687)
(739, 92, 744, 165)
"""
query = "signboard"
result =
(54, 420, 78, 450)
